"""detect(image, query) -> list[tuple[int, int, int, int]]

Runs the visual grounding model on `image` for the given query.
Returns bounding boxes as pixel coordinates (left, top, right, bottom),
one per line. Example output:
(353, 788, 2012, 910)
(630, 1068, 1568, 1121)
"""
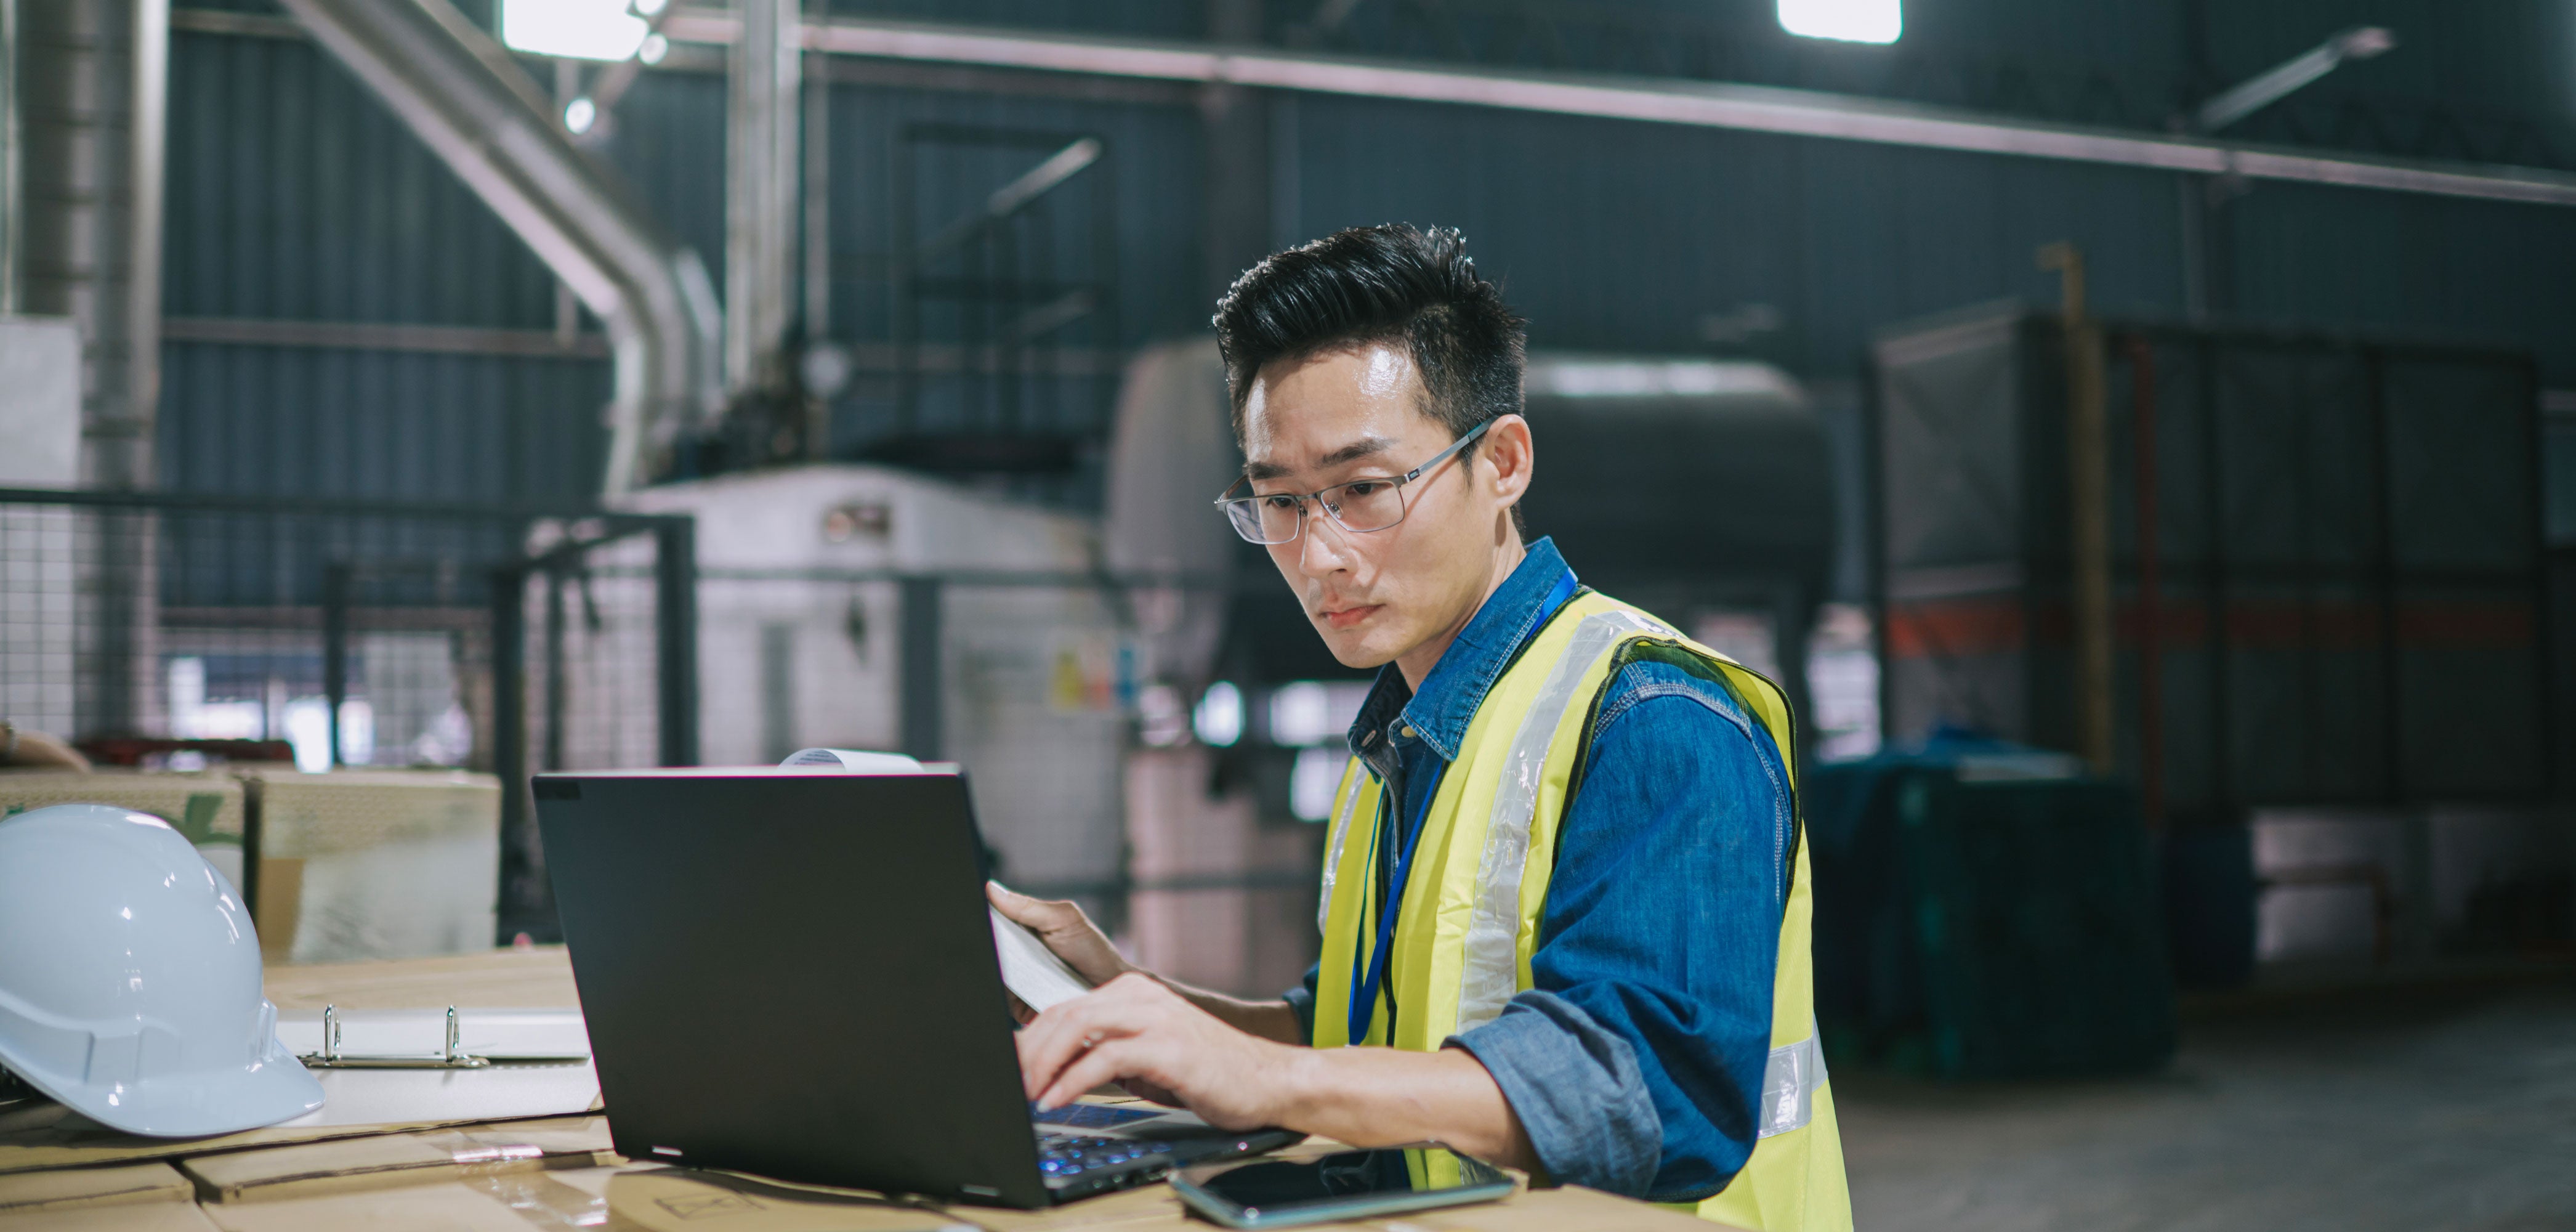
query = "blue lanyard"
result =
(1345, 567, 1579, 1046)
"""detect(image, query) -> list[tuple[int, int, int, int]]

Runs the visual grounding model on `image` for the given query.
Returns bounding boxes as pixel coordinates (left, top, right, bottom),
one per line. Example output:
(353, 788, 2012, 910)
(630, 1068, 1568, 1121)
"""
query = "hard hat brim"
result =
(0, 1033, 324, 1138)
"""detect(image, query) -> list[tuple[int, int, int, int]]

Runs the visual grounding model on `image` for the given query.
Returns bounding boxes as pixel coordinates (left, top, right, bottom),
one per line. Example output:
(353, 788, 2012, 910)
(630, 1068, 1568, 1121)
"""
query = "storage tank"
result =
(1519, 353, 1835, 604)
(1102, 339, 1238, 700)
(1517, 354, 1836, 736)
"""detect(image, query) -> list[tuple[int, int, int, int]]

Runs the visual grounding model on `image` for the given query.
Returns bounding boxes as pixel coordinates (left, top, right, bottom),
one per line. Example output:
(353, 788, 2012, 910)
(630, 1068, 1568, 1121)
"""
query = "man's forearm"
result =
(1270, 1045, 1539, 1172)
(1161, 984, 1306, 1045)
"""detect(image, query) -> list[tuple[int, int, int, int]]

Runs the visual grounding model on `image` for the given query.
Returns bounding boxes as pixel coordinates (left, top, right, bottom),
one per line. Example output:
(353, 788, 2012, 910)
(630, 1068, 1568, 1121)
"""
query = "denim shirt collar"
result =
(1346, 537, 1576, 766)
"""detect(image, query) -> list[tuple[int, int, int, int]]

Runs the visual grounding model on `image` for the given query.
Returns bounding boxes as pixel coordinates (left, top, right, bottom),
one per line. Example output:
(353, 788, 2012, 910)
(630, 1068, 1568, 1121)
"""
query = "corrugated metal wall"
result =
(163, 12, 609, 500)
(153, 0, 2576, 508)
(1282, 95, 2194, 368)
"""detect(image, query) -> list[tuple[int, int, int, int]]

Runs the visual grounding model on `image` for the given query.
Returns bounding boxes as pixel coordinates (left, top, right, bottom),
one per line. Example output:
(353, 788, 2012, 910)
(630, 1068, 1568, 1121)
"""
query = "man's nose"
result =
(1293, 506, 1357, 577)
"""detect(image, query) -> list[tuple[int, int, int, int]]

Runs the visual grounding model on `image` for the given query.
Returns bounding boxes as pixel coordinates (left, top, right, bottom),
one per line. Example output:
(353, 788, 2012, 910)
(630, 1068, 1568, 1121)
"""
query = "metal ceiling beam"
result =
(658, 7, 2576, 210)
(2196, 26, 2396, 134)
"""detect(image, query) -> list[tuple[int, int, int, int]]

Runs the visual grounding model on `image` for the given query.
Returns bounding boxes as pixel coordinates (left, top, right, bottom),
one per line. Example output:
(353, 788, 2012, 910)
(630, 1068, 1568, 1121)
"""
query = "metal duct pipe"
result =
(15, 0, 171, 739)
(273, 0, 722, 495)
(15, 0, 167, 488)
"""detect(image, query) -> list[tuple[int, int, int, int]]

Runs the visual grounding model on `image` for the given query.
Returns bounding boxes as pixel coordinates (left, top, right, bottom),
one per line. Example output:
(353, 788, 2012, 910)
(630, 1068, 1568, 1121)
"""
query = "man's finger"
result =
(1017, 999, 1128, 1101)
(1037, 1037, 1146, 1111)
(988, 880, 1075, 931)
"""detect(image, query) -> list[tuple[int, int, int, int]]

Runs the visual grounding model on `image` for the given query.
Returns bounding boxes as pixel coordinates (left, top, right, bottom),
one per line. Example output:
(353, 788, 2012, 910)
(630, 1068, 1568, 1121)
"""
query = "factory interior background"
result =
(2, 0, 2573, 1226)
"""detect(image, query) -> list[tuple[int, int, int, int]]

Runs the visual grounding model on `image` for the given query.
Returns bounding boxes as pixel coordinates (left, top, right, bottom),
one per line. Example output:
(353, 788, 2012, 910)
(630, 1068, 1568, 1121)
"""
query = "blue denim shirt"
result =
(1281, 538, 1795, 1202)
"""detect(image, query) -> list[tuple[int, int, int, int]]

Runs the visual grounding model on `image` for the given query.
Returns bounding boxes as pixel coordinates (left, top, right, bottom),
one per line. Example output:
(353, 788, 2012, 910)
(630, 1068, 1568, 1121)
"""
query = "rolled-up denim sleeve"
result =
(1282, 962, 1320, 1044)
(1448, 663, 1790, 1202)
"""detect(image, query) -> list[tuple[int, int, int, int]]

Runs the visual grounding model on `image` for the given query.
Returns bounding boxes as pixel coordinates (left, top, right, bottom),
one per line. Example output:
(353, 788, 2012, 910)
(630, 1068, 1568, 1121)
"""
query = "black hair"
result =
(1211, 224, 1527, 445)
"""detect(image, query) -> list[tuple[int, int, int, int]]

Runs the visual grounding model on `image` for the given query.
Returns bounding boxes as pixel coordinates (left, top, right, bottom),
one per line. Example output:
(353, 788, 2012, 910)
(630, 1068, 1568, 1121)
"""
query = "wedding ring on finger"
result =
(1081, 1032, 1104, 1050)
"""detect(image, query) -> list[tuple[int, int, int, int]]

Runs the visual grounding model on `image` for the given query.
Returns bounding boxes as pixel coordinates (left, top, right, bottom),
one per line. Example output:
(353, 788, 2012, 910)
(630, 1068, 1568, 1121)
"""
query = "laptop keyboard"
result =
(1032, 1103, 1165, 1130)
(1038, 1133, 1161, 1181)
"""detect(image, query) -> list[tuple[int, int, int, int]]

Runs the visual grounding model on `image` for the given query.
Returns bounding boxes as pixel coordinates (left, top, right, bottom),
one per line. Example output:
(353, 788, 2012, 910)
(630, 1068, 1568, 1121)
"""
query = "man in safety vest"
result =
(993, 222, 1851, 1230)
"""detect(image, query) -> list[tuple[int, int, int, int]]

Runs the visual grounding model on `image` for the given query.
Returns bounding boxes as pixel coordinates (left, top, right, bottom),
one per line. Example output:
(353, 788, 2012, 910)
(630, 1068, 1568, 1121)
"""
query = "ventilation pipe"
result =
(272, 0, 721, 495)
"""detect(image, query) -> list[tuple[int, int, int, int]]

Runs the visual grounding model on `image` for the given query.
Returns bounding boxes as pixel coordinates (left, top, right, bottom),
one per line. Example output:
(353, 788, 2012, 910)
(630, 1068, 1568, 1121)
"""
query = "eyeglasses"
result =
(1214, 419, 1496, 546)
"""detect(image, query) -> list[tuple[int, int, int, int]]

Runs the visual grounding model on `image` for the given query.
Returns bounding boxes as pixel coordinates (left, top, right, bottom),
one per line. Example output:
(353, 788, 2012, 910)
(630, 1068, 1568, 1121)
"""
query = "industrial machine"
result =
(610, 466, 1129, 907)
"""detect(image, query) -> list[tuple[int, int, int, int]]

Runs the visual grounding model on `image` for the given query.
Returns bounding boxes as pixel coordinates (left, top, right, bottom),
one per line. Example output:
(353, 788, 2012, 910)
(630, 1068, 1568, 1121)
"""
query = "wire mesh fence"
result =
(0, 488, 695, 940)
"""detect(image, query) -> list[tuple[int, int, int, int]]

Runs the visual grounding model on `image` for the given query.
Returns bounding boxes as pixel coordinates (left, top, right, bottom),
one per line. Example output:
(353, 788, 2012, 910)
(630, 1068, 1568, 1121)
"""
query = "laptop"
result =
(533, 766, 1301, 1207)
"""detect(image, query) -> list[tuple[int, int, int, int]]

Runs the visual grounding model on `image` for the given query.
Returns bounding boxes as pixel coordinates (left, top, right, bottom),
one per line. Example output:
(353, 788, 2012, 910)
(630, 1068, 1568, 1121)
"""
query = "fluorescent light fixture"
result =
(1193, 681, 1244, 747)
(1778, 0, 1900, 44)
(502, 0, 650, 61)
(562, 97, 597, 134)
(1525, 359, 1806, 402)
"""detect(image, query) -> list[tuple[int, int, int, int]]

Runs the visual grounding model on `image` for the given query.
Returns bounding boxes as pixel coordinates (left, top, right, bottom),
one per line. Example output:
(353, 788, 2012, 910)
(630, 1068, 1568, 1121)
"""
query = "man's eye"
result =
(1341, 482, 1387, 498)
(1259, 494, 1301, 510)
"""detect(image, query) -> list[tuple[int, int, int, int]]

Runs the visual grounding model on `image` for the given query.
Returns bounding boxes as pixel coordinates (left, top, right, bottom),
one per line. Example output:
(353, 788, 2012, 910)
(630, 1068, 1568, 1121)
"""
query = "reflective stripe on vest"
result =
(1759, 1025, 1828, 1138)
(1456, 607, 1663, 1033)
(1317, 765, 1373, 936)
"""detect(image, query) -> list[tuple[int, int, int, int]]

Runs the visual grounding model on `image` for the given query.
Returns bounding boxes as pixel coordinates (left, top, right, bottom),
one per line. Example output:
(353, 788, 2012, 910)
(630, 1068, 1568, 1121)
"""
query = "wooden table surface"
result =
(5, 958, 1730, 1232)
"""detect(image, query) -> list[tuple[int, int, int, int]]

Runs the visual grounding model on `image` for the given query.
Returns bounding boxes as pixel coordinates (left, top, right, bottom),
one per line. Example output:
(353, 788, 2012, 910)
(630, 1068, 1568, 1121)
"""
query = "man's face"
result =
(1238, 344, 1516, 671)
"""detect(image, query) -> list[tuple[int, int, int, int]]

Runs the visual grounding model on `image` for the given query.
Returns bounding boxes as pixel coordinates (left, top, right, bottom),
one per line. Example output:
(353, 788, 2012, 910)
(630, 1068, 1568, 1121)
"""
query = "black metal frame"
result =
(1862, 312, 2553, 816)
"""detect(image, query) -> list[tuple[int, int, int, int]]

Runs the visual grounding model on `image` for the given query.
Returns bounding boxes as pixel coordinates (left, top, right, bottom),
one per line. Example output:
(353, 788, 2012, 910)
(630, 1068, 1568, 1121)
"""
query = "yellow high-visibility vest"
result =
(1311, 588, 1852, 1232)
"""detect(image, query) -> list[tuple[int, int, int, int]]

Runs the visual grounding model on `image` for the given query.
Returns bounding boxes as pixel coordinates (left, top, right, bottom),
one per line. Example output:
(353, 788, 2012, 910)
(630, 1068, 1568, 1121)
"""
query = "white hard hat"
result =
(0, 803, 323, 1136)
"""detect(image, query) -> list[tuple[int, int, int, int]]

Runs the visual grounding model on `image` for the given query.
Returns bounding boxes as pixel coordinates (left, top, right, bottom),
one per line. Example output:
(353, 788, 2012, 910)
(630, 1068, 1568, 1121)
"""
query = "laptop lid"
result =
(534, 767, 1052, 1207)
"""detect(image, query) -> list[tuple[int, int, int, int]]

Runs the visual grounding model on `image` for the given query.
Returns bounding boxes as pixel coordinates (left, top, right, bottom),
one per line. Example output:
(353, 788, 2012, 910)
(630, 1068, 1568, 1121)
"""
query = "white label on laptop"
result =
(990, 906, 1095, 1013)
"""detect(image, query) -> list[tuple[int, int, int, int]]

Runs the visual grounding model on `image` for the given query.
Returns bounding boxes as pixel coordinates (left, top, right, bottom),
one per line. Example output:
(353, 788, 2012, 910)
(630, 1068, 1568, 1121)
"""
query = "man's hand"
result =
(1017, 975, 1542, 1170)
(987, 881, 1309, 1044)
(987, 881, 1134, 987)
(1016, 973, 1302, 1131)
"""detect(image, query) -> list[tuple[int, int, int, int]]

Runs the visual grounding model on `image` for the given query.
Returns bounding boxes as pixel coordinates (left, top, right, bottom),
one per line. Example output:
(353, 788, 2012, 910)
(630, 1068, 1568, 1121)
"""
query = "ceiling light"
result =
(503, 0, 648, 61)
(1779, 0, 1900, 44)
(563, 97, 598, 135)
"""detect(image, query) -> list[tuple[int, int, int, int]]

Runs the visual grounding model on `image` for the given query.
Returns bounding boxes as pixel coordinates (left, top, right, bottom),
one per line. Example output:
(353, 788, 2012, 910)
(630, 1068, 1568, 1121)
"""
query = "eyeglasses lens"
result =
(1225, 498, 1294, 545)
(1326, 481, 1407, 533)
(1224, 479, 1410, 545)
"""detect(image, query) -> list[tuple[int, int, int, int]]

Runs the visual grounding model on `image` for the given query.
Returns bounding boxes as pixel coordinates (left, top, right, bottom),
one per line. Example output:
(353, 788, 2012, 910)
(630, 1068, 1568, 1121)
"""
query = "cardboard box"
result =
(0, 1161, 193, 1214)
(0, 1204, 220, 1232)
(435, 1161, 1711, 1232)
(191, 1180, 540, 1232)
(179, 1117, 610, 1204)
(240, 769, 501, 964)
(0, 1111, 589, 1178)
(2, 1149, 1721, 1232)
(0, 771, 248, 889)
(596, 1166, 970, 1232)
(0, 1159, 213, 1232)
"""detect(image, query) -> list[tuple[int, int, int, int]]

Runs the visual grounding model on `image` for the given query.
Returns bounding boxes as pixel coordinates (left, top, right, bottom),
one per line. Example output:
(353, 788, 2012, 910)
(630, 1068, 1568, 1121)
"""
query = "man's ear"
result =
(1483, 414, 1534, 510)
